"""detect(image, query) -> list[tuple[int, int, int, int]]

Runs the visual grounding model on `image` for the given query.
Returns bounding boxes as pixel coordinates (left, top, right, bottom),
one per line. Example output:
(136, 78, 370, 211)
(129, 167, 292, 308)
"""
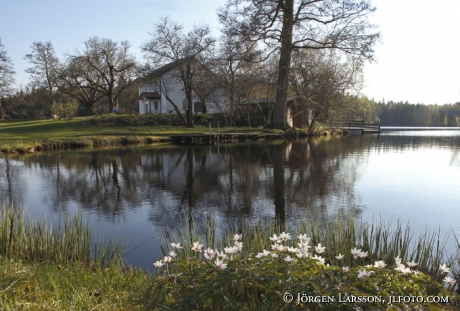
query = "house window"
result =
(154, 101, 158, 110)
(182, 99, 187, 110)
(145, 102, 149, 113)
(194, 102, 202, 113)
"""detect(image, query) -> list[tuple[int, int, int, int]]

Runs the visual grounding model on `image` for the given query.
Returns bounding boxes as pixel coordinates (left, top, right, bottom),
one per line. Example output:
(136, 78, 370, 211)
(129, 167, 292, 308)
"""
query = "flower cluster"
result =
(439, 263, 456, 286)
(154, 233, 456, 288)
(350, 247, 368, 259)
(256, 233, 326, 264)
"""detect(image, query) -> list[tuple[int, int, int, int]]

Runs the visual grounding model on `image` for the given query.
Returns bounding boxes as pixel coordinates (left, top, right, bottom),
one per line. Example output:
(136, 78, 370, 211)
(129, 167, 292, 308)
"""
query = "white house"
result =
(139, 62, 222, 115)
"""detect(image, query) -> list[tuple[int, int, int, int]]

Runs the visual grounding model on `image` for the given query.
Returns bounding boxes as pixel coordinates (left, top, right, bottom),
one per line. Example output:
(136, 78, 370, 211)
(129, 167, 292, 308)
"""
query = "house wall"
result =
(139, 70, 223, 115)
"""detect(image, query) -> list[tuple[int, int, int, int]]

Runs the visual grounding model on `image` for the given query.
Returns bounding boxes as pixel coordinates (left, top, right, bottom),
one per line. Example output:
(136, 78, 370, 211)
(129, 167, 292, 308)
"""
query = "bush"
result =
(50, 100, 79, 119)
(145, 217, 458, 310)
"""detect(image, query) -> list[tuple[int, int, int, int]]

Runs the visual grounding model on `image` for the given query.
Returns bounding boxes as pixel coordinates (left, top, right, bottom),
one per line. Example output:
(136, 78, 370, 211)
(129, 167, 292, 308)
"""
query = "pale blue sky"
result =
(1, 0, 459, 105)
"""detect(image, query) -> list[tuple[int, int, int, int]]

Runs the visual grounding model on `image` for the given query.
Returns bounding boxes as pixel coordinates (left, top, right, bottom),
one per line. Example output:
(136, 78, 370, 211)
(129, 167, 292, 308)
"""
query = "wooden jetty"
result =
(169, 133, 284, 144)
(336, 122, 380, 134)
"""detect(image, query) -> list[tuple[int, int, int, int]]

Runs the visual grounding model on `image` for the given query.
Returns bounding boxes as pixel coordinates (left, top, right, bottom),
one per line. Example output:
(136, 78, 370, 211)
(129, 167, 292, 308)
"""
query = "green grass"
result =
(0, 203, 122, 266)
(0, 115, 269, 153)
(0, 260, 148, 311)
(146, 215, 459, 310)
(0, 203, 149, 310)
(4, 203, 452, 310)
(0, 114, 341, 153)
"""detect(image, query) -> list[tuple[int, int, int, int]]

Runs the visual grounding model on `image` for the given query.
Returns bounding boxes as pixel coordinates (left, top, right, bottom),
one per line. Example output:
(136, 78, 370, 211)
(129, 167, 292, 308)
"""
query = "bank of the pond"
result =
(0, 204, 458, 310)
(0, 114, 345, 154)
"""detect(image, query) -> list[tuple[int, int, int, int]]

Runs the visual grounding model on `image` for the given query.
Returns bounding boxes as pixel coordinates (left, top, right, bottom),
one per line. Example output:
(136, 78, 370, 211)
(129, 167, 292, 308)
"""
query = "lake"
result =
(1, 128, 459, 269)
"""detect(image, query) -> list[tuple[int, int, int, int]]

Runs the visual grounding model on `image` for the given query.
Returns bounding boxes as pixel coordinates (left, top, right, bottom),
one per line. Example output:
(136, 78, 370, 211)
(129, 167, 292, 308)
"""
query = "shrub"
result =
(50, 100, 79, 119)
(145, 217, 458, 310)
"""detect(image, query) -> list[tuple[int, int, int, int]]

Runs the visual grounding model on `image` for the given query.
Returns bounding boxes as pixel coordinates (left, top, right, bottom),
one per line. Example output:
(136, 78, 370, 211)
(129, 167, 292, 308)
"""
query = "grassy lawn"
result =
(0, 114, 269, 153)
(0, 116, 213, 141)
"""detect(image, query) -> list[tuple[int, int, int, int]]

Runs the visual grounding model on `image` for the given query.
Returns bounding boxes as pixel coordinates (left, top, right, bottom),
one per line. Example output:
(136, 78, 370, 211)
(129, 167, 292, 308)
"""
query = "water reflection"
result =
(0, 130, 459, 269)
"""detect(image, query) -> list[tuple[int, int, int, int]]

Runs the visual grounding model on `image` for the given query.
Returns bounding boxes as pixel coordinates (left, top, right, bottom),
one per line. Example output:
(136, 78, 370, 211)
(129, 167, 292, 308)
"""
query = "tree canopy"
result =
(218, 0, 380, 128)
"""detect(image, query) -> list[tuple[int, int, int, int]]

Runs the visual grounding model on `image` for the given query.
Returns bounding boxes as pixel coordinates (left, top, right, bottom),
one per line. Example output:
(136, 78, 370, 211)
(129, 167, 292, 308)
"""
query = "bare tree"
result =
(218, 0, 379, 128)
(290, 49, 363, 132)
(70, 37, 138, 113)
(57, 56, 105, 115)
(24, 41, 59, 105)
(212, 32, 265, 125)
(0, 39, 16, 119)
(142, 17, 215, 127)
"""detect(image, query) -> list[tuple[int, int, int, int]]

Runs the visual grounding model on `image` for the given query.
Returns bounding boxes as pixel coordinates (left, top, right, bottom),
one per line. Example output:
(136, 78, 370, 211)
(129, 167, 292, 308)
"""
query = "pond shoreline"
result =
(0, 115, 347, 154)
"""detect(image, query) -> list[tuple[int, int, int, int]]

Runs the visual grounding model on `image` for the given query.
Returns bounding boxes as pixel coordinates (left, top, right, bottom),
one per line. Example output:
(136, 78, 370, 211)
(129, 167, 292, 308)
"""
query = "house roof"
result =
(139, 60, 186, 83)
(139, 91, 161, 100)
(139, 57, 213, 84)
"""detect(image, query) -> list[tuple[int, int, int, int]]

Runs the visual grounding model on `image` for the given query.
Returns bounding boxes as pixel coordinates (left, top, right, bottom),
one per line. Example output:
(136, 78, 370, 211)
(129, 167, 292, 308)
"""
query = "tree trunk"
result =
(273, 0, 294, 129)
(185, 64, 194, 127)
(272, 144, 286, 223)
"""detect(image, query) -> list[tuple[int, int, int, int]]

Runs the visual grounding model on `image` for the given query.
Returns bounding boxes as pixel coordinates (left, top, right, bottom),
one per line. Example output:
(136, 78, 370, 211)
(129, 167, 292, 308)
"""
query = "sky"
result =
(1, 0, 459, 105)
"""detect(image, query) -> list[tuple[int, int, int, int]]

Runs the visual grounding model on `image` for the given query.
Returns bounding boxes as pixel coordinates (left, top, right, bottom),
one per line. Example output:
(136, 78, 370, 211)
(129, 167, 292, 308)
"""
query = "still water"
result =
(1, 129, 459, 269)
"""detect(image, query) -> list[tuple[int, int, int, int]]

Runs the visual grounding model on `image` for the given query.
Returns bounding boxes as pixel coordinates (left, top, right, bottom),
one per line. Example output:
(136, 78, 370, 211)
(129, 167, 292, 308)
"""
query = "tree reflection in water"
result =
(0, 136, 374, 267)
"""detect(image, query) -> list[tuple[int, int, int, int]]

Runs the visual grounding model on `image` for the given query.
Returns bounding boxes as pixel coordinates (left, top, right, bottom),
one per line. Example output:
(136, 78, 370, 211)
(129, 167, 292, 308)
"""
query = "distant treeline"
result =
(375, 101, 460, 127)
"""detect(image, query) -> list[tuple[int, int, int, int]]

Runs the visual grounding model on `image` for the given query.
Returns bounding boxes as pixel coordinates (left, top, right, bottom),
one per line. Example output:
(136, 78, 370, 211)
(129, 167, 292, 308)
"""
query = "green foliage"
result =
(0, 256, 148, 310)
(146, 216, 458, 310)
(377, 101, 460, 127)
(50, 100, 79, 119)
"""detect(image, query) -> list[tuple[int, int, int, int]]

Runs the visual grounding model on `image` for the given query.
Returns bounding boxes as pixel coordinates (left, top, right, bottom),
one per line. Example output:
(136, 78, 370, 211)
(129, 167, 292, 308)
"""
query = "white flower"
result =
(406, 261, 418, 268)
(163, 256, 172, 263)
(204, 248, 216, 260)
(315, 243, 326, 254)
(279, 232, 291, 241)
(269, 234, 282, 244)
(395, 266, 412, 274)
(298, 242, 311, 251)
(335, 254, 344, 260)
(374, 260, 386, 269)
(312, 255, 325, 265)
(444, 276, 456, 285)
(358, 269, 373, 279)
(233, 234, 242, 241)
(192, 241, 204, 252)
(171, 242, 183, 249)
(296, 250, 308, 259)
(168, 251, 177, 258)
(351, 247, 361, 259)
(440, 264, 450, 273)
(287, 247, 299, 253)
(271, 243, 286, 252)
(270, 252, 279, 258)
(217, 251, 227, 260)
(234, 241, 243, 253)
(358, 251, 368, 258)
(153, 260, 164, 268)
(365, 264, 373, 268)
(214, 259, 227, 270)
(342, 266, 350, 273)
(395, 256, 402, 265)
(256, 252, 266, 258)
(224, 246, 238, 255)
(284, 255, 294, 263)
(298, 234, 310, 243)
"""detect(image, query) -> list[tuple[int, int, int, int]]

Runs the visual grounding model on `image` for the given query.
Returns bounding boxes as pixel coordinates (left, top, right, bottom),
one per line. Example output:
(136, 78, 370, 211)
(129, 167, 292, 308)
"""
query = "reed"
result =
(0, 203, 123, 266)
(148, 214, 457, 310)
(157, 213, 454, 279)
